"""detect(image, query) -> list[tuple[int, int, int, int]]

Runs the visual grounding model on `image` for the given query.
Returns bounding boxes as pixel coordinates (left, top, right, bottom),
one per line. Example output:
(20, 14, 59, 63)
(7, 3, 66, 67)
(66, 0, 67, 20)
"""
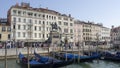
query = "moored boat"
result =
(100, 51, 120, 62)
(34, 52, 73, 68)
(51, 52, 100, 62)
(19, 53, 51, 68)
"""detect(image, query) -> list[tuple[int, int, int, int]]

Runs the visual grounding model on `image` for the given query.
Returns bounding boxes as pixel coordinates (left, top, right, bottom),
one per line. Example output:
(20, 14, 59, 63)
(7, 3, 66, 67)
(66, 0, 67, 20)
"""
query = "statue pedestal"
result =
(50, 31, 60, 45)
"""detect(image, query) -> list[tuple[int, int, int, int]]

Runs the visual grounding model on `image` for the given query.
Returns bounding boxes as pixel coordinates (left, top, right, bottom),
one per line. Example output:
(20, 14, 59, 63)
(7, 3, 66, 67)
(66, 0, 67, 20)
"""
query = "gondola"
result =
(100, 51, 120, 62)
(34, 52, 73, 68)
(83, 52, 101, 60)
(51, 52, 100, 62)
(19, 53, 51, 68)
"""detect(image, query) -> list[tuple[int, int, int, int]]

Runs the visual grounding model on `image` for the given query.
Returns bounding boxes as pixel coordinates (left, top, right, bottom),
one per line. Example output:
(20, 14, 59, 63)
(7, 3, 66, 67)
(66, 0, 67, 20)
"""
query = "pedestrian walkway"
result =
(0, 47, 48, 56)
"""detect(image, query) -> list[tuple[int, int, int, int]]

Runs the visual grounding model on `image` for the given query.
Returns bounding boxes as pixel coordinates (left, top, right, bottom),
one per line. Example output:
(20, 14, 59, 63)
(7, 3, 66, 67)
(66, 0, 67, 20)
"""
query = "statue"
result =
(51, 23, 58, 31)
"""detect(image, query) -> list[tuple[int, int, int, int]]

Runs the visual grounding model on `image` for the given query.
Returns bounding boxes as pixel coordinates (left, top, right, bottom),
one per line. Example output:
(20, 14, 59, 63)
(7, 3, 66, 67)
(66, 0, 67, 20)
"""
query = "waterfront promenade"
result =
(0, 45, 110, 59)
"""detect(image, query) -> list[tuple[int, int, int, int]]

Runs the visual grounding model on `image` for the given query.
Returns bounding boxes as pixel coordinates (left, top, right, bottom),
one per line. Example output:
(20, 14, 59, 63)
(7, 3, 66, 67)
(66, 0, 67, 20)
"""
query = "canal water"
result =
(0, 59, 120, 68)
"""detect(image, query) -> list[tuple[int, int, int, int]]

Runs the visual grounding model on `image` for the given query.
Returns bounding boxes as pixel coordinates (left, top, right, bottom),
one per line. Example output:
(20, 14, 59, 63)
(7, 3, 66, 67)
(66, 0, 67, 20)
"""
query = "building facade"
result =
(74, 20, 83, 43)
(74, 20, 110, 45)
(0, 18, 11, 42)
(101, 27, 110, 42)
(8, 3, 74, 43)
(111, 26, 120, 48)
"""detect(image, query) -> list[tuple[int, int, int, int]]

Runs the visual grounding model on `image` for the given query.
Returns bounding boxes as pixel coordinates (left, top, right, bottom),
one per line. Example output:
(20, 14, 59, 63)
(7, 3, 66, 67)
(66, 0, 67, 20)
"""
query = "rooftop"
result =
(9, 2, 72, 18)
(74, 20, 103, 27)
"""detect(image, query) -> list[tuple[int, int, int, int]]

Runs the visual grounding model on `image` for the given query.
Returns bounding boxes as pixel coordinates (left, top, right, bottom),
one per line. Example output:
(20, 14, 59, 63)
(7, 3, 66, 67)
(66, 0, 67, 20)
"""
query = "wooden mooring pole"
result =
(5, 42, 7, 68)
(16, 41, 19, 63)
(27, 42, 30, 68)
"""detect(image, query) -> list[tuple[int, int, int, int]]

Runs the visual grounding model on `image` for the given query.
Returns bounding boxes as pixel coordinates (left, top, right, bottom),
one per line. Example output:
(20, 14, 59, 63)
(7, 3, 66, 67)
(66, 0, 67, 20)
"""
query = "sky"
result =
(0, 0, 120, 28)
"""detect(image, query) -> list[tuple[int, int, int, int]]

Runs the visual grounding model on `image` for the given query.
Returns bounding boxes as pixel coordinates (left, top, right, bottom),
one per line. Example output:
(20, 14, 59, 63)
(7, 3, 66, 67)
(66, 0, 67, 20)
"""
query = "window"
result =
(49, 16, 51, 20)
(13, 25, 15, 29)
(47, 27, 49, 31)
(64, 28, 68, 33)
(2, 26, 6, 32)
(0, 34, 1, 39)
(43, 14, 45, 19)
(13, 10, 16, 14)
(18, 18, 21, 22)
(47, 21, 48, 25)
(35, 20, 37, 24)
(23, 25, 26, 30)
(43, 21, 45, 25)
(18, 25, 21, 30)
(28, 12, 33, 16)
(29, 19, 32, 23)
(34, 33, 37, 38)
(49, 27, 51, 31)
(49, 22, 51, 25)
(70, 19, 73, 21)
(34, 26, 37, 31)
(39, 27, 41, 31)
(64, 18, 68, 20)
(43, 34, 44, 38)
(46, 15, 48, 19)
(23, 19, 26, 23)
(70, 23, 73, 26)
(28, 25, 31, 30)
(58, 21, 61, 25)
(64, 22, 68, 26)
(23, 32, 26, 37)
(58, 17, 61, 20)
(18, 32, 21, 37)
(47, 34, 49, 38)
(54, 17, 56, 20)
(39, 33, 41, 38)
(39, 21, 41, 24)
(38, 14, 41, 17)
(52, 16, 53, 20)
(18, 11, 21, 15)
(70, 29, 73, 33)
(8, 34, 10, 39)
(34, 13, 37, 17)
(23, 11, 26, 15)
(7, 27, 11, 32)
(13, 17, 16, 22)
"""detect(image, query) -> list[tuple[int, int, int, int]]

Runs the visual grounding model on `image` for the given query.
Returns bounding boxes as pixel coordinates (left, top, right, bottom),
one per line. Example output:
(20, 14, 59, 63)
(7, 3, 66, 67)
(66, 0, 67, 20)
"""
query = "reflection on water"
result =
(0, 59, 120, 68)
(0, 59, 21, 68)
(61, 60, 120, 68)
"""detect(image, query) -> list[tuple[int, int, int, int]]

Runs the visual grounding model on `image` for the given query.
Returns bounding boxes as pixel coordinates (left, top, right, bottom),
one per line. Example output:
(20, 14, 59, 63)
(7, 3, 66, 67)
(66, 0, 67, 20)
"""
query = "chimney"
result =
(69, 14, 71, 17)
(21, 2, 30, 8)
(46, 7, 48, 10)
(15, 2, 19, 6)
(111, 25, 114, 29)
(88, 21, 90, 23)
